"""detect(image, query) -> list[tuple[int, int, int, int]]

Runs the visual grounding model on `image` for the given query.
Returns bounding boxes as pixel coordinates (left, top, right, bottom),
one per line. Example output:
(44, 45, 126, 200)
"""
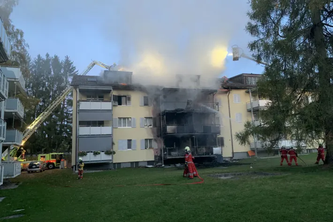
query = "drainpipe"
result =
(75, 88, 79, 172)
(213, 91, 222, 156)
(110, 88, 114, 169)
(249, 88, 258, 158)
(227, 89, 234, 159)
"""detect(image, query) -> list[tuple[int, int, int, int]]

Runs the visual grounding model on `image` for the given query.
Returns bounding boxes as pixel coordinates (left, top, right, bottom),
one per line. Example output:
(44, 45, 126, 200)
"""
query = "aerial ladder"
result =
(231, 45, 269, 66)
(2, 60, 117, 160)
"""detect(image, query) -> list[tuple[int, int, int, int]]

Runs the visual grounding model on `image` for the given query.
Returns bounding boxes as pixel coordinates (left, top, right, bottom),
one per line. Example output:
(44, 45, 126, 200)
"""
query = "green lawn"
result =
(1, 154, 333, 222)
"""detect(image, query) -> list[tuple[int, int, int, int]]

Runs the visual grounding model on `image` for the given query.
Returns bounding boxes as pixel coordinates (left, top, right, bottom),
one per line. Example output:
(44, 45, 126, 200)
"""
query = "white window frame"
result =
(233, 94, 240, 103)
(235, 113, 242, 123)
(144, 117, 153, 127)
(143, 96, 149, 106)
(127, 139, 132, 150)
(118, 118, 132, 128)
(145, 139, 153, 149)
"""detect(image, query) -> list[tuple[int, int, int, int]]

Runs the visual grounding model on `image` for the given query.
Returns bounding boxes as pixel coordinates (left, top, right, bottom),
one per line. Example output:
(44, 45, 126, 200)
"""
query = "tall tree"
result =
(0, 0, 30, 78)
(25, 54, 77, 153)
(235, 0, 333, 163)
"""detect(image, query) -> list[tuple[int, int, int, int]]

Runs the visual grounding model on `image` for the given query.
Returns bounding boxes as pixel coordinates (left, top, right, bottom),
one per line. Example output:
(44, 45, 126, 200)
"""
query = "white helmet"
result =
(184, 146, 190, 152)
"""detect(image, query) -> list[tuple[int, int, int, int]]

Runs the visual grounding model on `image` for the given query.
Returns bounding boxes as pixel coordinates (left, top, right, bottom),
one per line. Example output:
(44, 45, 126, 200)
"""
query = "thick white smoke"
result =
(104, 0, 249, 87)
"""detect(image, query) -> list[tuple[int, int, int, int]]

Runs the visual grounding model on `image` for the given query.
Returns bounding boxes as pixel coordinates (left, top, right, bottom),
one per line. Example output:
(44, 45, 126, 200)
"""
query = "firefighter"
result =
(315, 144, 325, 164)
(280, 146, 289, 166)
(78, 158, 84, 179)
(183, 146, 198, 179)
(288, 147, 298, 166)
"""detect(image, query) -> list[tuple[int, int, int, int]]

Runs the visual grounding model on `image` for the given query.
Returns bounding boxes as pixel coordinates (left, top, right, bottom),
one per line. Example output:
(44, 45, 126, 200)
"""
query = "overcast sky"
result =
(10, 0, 264, 82)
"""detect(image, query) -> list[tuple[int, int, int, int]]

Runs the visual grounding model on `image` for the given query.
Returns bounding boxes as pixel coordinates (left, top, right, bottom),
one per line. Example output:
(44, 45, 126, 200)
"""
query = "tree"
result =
(24, 54, 77, 153)
(0, 0, 30, 78)
(236, 0, 333, 163)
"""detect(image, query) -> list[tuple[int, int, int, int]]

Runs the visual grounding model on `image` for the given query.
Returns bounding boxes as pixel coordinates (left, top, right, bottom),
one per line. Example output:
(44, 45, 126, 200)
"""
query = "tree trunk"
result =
(310, 5, 333, 164)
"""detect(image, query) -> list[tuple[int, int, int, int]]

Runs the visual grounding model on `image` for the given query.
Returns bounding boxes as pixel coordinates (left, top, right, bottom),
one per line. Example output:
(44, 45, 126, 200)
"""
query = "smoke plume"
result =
(103, 0, 249, 87)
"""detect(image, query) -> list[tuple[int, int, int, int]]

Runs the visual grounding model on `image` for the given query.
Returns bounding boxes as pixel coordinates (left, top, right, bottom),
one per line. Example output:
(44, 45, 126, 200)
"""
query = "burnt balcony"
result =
(160, 102, 217, 113)
(162, 124, 220, 135)
(165, 146, 214, 159)
(0, 18, 11, 63)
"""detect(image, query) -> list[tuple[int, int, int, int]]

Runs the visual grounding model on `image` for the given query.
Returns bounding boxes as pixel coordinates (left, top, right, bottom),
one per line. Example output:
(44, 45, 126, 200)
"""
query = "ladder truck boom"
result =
(20, 60, 117, 146)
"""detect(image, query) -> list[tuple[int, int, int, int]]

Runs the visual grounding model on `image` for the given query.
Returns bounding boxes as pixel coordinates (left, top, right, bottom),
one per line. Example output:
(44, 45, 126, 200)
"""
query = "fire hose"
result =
(116, 173, 204, 187)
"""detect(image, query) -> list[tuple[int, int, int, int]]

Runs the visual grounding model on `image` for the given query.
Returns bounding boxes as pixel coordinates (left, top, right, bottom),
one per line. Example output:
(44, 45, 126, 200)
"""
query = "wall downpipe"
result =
(227, 89, 234, 159)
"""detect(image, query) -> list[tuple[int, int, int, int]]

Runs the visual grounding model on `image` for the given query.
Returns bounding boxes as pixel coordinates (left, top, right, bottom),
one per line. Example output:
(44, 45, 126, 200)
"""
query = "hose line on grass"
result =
(116, 174, 204, 187)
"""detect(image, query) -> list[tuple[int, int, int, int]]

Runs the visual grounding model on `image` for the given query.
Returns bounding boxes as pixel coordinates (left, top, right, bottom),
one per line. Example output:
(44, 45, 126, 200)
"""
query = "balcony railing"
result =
(5, 98, 24, 118)
(246, 100, 271, 111)
(0, 163, 3, 185)
(5, 129, 23, 144)
(0, 18, 11, 62)
(80, 151, 113, 162)
(163, 124, 220, 135)
(79, 101, 112, 110)
(0, 119, 6, 140)
(79, 126, 112, 135)
(165, 147, 214, 158)
(0, 69, 8, 100)
(160, 102, 217, 112)
(2, 161, 21, 179)
(1, 67, 25, 92)
(250, 140, 307, 149)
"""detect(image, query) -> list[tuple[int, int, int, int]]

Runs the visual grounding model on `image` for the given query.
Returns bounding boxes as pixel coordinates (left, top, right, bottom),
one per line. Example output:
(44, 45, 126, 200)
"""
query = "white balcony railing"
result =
(0, 70, 8, 100)
(5, 98, 24, 118)
(247, 100, 271, 111)
(0, 119, 6, 140)
(2, 161, 21, 179)
(0, 67, 25, 91)
(79, 101, 112, 110)
(0, 18, 11, 58)
(79, 126, 112, 135)
(5, 129, 23, 144)
(81, 152, 113, 162)
(0, 163, 4, 185)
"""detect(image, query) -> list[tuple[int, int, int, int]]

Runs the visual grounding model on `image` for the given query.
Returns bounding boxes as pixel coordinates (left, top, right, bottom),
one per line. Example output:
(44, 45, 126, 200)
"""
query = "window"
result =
(127, 139, 132, 149)
(118, 118, 132, 127)
(113, 95, 131, 105)
(145, 139, 153, 149)
(144, 117, 153, 127)
(118, 139, 136, 150)
(86, 94, 104, 101)
(79, 121, 104, 127)
(246, 77, 258, 85)
(143, 96, 149, 106)
(233, 94, 240, 103)
(216, 117, 221, 125)
(235, 113, 242, 123)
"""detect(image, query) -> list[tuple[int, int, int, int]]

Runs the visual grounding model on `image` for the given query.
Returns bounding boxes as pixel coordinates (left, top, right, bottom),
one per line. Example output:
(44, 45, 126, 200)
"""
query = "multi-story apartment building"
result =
(217, 73, 310, 160)
(71, 72, 222, 169)
(0, 17, 13, 185)
(71, 71, 156, 169)
(1, 67, 26, 152)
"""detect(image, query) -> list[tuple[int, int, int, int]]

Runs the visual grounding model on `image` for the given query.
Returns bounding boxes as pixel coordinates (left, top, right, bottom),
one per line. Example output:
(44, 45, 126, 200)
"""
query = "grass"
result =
(1, 153, 333, 222)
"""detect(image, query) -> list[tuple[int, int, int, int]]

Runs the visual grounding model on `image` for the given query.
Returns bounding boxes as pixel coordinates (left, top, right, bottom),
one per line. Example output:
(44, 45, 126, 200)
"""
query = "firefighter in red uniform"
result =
(280, 146, 289, 166)
(183, 146, 198, 179)
(288, 147, 298, 166)
(315, 144, 325, 164)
